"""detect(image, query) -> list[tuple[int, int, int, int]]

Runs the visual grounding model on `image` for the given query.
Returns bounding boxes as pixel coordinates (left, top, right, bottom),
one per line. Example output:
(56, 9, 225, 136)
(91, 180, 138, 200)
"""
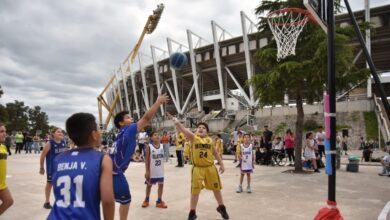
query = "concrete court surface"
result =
(2, 152, 389, 220)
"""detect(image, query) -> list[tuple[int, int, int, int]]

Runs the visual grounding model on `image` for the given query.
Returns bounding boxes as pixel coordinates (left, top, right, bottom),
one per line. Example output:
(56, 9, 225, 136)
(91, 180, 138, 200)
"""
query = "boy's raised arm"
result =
(166, 112, 195, 141)
(137, 94, 170, 131)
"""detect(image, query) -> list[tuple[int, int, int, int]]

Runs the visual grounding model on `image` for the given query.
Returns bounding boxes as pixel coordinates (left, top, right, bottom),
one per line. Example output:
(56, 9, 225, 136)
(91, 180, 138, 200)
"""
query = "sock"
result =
(156, 198, 161, 203)
(189, 210, 196, 216)
(218, 204, 225, 209)
(145, 197, 149, 202)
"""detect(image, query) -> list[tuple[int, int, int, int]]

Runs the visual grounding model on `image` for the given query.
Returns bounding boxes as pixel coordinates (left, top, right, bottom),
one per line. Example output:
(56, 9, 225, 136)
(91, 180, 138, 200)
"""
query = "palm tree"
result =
(249, 0, 368, 171)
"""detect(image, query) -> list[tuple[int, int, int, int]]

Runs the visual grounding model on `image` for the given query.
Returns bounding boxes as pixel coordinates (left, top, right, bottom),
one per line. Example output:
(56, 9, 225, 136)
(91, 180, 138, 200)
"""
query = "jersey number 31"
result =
(56, 175, 85, 208)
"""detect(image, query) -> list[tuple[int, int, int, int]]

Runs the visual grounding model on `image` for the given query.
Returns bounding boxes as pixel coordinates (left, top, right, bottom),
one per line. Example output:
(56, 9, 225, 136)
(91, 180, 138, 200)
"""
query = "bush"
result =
(304, 119, 319, 131)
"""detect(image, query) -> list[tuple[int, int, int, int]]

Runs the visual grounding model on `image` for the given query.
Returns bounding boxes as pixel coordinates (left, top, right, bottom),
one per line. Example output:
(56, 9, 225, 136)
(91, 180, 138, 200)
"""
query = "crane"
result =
(97, 3, 164, 130)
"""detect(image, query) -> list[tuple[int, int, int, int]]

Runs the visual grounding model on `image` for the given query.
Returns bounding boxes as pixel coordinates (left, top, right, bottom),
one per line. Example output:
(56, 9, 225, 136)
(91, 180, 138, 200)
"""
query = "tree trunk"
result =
(294, 88, 304, 172)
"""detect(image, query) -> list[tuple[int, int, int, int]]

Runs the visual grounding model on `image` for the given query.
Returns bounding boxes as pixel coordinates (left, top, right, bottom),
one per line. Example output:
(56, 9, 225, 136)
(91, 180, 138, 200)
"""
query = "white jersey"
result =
(149, 143, 164, 179)
(240, 144, 253, 171)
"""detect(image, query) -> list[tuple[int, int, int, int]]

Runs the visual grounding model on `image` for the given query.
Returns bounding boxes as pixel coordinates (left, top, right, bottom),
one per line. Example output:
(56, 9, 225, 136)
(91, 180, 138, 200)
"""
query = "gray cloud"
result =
(0, 0, 388, 128)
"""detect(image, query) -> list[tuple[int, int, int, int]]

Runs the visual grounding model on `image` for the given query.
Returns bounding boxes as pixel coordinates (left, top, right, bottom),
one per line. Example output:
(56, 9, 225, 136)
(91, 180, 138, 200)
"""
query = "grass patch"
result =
(363, 112, 378, 140)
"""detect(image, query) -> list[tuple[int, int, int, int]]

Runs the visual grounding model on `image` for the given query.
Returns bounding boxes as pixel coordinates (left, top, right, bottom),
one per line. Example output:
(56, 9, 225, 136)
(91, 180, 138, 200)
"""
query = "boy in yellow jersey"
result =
(183, 137, 191, 165)
(167, 113, 229, 220)
(0, 123, 14, 215)
(235, 132, 243, 168)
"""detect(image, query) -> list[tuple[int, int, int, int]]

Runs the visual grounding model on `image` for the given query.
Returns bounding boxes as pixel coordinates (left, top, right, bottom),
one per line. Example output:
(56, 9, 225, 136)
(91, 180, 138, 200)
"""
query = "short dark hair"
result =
(114, 111, 129, 129)
(0, 122, 4, 127)
(66, 113, 97, 146)
(306, 132, 313, 139)
(217, 134, 221, 138)
(196, 122, 209, 132)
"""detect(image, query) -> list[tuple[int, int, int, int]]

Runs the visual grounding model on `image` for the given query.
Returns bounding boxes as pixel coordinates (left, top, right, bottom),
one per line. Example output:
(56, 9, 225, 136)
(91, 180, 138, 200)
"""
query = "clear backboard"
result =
(304, 0, 327, 32)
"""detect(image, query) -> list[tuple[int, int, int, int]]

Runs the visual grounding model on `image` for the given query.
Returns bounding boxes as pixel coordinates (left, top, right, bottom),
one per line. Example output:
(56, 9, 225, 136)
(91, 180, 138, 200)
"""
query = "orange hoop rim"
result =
(267, 8, 319, 26)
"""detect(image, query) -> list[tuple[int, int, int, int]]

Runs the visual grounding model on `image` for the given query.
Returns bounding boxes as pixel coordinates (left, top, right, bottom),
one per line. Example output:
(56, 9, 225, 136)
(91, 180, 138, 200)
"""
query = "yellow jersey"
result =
(0, 144, 8, 190)
(215, 138, 223, 155)
(236, 137, 243, 156)
(184, 141, 191, 158)
(176, 132, 185, 150)
(191, 135, 214, 167)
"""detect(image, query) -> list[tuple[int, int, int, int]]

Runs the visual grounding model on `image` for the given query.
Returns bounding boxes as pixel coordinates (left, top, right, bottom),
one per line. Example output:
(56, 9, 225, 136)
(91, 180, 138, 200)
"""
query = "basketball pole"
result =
(327, 0, 337, 204)
(344, 0, 390, 122)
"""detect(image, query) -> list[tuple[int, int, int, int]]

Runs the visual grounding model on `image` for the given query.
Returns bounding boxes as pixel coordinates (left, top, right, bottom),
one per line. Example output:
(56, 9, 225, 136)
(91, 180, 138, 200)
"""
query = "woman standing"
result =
(304, 132, 320, 173)
(284, 129, 295, 166)
(0, 122, 14, 215)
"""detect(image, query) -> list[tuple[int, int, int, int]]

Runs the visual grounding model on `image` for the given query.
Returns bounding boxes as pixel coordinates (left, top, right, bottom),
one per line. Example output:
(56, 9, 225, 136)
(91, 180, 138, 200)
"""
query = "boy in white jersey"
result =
(141, 131, 168, 208)
(237, 134, 255, 193)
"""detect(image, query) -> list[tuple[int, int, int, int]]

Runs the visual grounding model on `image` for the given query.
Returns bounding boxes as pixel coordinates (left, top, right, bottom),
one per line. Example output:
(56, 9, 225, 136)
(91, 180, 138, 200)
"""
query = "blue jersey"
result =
(46, 140, 67, 179)
(48, 148, 104, 220)
(109, 123, 137, 174)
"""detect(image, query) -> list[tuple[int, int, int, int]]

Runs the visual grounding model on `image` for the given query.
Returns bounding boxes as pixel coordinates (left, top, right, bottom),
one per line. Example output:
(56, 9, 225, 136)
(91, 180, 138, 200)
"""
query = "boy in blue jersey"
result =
(48, 113, 115, 220)
(110, 94, 169, 220)
(39, 127, 68, 209)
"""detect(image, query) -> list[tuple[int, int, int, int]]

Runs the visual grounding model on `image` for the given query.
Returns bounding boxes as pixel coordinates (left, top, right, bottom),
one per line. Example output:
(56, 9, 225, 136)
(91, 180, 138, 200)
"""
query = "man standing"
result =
(14, 131, 23, 154)
(4, 133, 12, 156)
(315, 126, 326, 159)
(137, 129, 148, 160)
(262, 125, 273, 165)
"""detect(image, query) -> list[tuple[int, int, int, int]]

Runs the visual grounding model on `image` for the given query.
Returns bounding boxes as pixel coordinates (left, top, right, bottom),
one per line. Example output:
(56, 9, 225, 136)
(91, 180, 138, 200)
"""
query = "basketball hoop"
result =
(267, 8, 316, 61)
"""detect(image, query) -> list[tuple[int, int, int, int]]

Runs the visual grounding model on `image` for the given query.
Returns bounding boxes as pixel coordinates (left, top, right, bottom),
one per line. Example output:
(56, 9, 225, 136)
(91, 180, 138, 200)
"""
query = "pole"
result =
(327, 0, 336, 203)
(344, 0, 390, 122)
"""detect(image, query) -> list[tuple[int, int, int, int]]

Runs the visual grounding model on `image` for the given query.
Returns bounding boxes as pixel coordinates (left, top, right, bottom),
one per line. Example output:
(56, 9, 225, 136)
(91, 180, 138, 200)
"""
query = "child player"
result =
(110, 94, 169, 220)
(0, 122, 13, 215)
(47, 113, 114, 220)
(141, 131, 167, 208)
(167, 113, 229, 220)
(236, 134, 255, 193)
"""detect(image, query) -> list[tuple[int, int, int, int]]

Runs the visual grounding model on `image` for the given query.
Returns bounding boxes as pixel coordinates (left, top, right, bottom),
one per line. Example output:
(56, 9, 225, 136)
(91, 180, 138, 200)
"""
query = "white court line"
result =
(378, 201, 390, 220)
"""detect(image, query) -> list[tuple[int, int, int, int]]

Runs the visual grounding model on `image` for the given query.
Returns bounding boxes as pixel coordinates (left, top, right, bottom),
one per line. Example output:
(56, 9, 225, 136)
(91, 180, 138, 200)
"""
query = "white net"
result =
(268, 9, 309, 61)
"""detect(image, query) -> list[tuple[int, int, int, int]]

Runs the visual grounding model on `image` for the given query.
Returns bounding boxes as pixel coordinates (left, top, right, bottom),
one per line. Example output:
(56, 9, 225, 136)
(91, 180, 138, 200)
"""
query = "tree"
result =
(5, 101, 29, 132)
(249, 0, 368, 171)
(0, 85, 3, 98)
(28, 106, 50, 135)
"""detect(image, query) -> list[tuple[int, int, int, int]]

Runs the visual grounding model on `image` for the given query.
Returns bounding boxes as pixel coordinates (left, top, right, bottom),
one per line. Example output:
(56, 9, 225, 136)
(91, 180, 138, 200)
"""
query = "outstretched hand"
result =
(165, 112, 174, 119)
(219, 164, 225, 174)
(157, 93, 170, 105)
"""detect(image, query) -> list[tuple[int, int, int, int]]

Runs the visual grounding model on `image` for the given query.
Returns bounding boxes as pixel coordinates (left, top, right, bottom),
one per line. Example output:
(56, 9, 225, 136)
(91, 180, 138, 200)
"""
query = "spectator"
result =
(378, 149, 390, 177)
(262, 125, 273, 166)
(230, 127, 245, 163)
(175, 132, 185, 167)
(284, 129, 295, 166)
(33, 134, 41, 154)
(315, 126, 326, 159)
(137, 129, 148, 160)
(161, 131, 171, 162)
(4, 133, 12, 156)
(304, 132, 320, 173)
(14, 131, 23, 154)
(359, 137, 365, 150)
(341, 135, 349, 156)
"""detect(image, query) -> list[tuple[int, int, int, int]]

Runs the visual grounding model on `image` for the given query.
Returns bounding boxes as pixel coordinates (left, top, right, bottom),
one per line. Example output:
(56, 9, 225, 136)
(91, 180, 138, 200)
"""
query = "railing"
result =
(373, 94, 390, 142)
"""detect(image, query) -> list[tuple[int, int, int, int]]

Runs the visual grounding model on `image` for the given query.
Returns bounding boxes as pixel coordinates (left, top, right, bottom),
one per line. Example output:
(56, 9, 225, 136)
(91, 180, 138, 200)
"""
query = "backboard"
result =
(304, 0, 328, 32)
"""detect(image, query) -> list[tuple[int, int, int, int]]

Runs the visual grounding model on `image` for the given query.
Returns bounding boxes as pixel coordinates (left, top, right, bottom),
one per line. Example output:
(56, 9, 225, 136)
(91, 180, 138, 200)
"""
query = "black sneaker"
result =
(43, 202, 52, 209)
(314, 169, 320, 173)
(187, 211, 197, 220)
(216, 205, 229, 219)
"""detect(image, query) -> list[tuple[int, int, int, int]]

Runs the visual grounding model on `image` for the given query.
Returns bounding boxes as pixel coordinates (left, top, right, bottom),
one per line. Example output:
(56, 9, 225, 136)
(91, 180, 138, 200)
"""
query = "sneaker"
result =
(233, 160, 237, 163)
(156, 201, 167, 208)
(141, 200, 149, 208)
(236, 185, 243, 193)
(378, 172, 388, 176)
(314, 169, 320, 173)
(247, 186, 252, 193)
(216, 205, 229, 219)
(235, 164, 240, 168)
(187, 211, 197, 220)
(43, 202, 52, 209)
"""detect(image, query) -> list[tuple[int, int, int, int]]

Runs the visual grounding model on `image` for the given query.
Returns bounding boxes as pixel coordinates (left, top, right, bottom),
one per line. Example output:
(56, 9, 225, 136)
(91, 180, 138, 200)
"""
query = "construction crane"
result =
(97, 3, 164, 130)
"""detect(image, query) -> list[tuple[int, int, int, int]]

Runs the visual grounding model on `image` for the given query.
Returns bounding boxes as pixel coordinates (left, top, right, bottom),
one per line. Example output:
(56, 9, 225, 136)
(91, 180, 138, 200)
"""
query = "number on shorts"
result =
(199, 151, 208, 158)
(155, 160, 161, 166)
(56, 175, 85, 208)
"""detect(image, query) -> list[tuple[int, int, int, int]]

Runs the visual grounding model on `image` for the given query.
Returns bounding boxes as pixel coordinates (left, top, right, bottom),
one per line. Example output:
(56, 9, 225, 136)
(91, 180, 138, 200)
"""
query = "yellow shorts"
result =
(191, 165, 222, 195)
(0, 177, 7, 190)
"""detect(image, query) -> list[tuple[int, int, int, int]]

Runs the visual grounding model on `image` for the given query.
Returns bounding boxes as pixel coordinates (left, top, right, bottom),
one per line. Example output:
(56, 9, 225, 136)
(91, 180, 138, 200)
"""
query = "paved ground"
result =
(2, 150, 389, 220)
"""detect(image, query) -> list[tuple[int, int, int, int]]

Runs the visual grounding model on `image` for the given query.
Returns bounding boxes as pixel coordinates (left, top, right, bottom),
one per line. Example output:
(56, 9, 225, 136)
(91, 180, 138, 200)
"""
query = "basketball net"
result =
(267, 8, 311, 61)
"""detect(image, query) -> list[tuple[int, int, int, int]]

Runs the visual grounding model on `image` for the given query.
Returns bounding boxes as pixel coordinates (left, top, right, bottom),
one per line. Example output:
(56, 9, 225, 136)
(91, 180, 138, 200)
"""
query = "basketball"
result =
(169, 52, 188, 70)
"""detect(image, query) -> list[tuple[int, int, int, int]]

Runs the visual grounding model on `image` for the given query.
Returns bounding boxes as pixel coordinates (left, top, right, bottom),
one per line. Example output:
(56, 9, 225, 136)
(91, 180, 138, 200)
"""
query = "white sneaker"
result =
(236, 185, 243, 193)
(247, 186, 252, 193)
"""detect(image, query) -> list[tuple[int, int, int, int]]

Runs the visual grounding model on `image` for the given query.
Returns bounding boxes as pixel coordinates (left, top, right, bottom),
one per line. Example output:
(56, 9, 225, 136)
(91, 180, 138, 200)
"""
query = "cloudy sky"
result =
(0, 0, 388, 128)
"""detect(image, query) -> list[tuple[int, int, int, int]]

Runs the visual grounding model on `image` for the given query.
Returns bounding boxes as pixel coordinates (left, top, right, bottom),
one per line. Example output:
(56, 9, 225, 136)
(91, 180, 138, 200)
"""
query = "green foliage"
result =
(5, 101, 29, 132)
(363, 112, 378, 140)
(336, 124, 351, 131)
(0, 85, 3, 99)
(303, 119, 319, 132)
(28, 106, 50, 135)
(274, 122, 288, 136)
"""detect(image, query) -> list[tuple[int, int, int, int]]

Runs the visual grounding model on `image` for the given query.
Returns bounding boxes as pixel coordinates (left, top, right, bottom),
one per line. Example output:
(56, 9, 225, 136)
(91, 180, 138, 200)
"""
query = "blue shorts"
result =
(145, 177, 164, 185)
(113, 173, 131, 204)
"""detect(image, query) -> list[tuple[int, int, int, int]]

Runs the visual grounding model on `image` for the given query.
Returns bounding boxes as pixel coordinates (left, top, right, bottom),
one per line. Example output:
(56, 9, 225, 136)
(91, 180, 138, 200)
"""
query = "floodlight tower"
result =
(97, 3, 164, 130)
